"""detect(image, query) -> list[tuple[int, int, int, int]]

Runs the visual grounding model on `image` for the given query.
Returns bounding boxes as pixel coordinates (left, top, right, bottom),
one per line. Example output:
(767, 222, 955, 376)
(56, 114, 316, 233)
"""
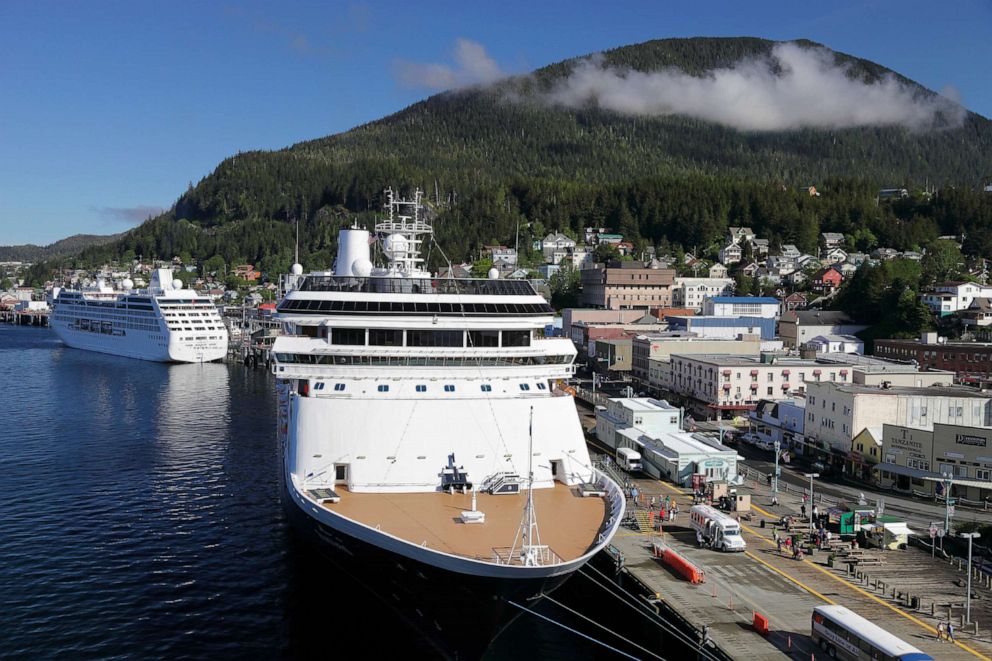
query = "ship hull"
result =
(283, 478, 577, 660)
(51, 320, 226, 363)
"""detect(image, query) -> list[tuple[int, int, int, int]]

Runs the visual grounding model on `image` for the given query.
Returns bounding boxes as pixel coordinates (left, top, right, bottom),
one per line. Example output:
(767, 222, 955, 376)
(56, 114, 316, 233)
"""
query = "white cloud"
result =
(395, 38, 506, 90)
(543, 43, 965, 132)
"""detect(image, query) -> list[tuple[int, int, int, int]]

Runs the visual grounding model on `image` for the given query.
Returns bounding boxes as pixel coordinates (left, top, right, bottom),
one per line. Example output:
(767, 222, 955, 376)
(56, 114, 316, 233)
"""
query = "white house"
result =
(542, 233, 576, 263)
(805, 334, 864, 355)
(921, 281, 992, 316)
(672, 277, 735, 310)
(719, 243, 742, 265)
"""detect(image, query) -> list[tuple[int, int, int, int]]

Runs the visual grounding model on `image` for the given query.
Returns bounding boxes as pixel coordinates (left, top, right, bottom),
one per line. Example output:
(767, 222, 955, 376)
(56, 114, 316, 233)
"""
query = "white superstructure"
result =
(50, 268, 228, 363)
(273, 189, 624, 656)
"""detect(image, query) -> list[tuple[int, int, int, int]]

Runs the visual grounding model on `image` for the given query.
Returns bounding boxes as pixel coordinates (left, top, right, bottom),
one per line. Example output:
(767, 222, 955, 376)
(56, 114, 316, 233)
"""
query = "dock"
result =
(0, 307, 49, 326)
(607, 473, 992, 660)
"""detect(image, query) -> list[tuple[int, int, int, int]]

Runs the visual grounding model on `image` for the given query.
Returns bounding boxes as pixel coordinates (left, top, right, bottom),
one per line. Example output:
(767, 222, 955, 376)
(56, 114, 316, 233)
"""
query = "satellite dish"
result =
(352, 258, 373, 277)
(384, 234, 408, 256)
(291, 263, 303, 276)
(487, 268, 500, 280)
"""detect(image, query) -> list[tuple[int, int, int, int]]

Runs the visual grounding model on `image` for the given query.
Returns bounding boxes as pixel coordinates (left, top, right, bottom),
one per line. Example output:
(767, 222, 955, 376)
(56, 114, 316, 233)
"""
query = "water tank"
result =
(335, 228, 371, 276)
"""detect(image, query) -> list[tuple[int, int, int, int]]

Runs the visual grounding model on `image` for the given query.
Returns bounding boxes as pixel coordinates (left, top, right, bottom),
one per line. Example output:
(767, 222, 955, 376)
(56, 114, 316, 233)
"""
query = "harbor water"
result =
(0, 326, 647, 659)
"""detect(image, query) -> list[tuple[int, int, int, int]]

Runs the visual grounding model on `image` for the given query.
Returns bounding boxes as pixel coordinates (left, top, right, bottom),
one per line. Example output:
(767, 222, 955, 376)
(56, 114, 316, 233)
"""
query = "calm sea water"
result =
(0, 326, 635, 660)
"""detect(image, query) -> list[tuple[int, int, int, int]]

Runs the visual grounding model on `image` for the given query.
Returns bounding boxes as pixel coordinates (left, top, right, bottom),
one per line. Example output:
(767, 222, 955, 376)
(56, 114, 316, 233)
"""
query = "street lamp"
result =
(962, 531, 981, 624)
(804, 472, 819, 536)
(773, 439, 781, 506)
(942, 472, 955, 543)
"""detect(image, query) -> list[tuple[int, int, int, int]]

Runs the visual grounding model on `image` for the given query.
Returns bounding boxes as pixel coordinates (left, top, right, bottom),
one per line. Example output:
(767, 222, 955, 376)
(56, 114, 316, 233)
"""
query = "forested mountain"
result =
(2, 233, 122, 263)
(31, 37, 992, 281)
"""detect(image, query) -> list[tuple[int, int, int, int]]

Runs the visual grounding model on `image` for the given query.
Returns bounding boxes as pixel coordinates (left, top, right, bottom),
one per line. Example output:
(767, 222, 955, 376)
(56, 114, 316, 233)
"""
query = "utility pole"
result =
(963, 532, 981, 624)
(943, 473, 955, 540)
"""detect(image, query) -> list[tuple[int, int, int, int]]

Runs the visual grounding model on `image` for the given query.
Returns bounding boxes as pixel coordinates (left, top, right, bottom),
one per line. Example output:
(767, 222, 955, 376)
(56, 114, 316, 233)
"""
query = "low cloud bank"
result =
(542, 43, 965, 131)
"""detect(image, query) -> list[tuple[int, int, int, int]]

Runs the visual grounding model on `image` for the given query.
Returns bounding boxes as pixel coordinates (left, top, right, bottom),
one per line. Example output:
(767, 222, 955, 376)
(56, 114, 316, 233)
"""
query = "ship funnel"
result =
(335, 228, 371, 276)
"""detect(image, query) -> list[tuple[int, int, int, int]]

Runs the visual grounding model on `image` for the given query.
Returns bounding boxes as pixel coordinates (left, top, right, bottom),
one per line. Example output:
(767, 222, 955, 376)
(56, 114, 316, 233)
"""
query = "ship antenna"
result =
(509, 406, 545, 566)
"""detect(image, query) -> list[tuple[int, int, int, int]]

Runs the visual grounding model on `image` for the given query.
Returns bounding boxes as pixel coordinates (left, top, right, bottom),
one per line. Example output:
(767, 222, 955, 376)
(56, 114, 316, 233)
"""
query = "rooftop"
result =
(708, 296, 779, 304)
(810, 381, 991, 398)
(610, 397, 679, 411)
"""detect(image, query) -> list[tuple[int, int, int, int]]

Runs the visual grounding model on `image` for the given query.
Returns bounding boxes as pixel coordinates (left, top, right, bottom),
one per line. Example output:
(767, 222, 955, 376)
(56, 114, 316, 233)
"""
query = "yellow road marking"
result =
(742, 549, 836, 604)
(654, 479, 991, 659)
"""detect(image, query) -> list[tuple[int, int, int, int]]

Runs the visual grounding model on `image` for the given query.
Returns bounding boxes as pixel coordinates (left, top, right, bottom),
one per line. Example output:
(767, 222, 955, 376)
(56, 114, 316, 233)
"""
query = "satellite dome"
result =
(384, 233, 408, 255)
(122, 278, 134, 290)
(352, 258, 373, 277)
(487, 267, 500, 280)
(291, 263, 304, 276)
(172, 279, 183, 290)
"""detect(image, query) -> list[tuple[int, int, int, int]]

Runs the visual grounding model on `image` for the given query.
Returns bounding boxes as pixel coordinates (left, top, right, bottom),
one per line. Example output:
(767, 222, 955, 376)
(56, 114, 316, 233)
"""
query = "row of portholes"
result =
(311, 382, 548, 394)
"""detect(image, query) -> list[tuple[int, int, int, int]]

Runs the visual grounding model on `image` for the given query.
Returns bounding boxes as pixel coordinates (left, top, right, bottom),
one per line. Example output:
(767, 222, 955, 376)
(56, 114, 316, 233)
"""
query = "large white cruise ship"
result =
(51, 268, 228, 363)
(272, 189, 625, 658)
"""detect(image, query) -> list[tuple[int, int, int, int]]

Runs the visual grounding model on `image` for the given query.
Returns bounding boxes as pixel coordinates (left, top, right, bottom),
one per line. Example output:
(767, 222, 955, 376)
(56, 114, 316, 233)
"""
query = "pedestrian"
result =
(650, 496, 656, 509)
(947, 621, 955, 642)
(669, 508, 676, 522)
(631, 486, 639, 502)
(937, 621, 945, 642)
(696, 531, 703, 547)
(801, 504, 807, 518)
(771, 493, 779, 506)
(813, 504, 819, 519)
(777, 537, 782, 553)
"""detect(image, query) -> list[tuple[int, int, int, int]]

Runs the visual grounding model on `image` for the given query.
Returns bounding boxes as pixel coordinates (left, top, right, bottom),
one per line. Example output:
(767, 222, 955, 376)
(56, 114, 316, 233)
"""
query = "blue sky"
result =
(1, 0, 990, 246)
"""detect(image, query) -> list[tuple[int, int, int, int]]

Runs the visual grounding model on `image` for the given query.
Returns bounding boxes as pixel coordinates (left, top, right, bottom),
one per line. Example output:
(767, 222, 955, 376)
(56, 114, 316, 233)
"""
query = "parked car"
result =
(810, 460, 833, 476)
(738, 432, 758, 446)
(754, 438, 775, 452)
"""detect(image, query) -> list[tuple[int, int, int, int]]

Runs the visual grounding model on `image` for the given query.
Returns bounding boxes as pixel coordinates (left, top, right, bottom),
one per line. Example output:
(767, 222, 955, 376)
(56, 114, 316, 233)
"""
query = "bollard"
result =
(788, 635, 792, 651)
(974, 620, 979, 635)
(931, 602, 935, 616)
(712, 583, 716, 598)
(729, 592, 734, 611)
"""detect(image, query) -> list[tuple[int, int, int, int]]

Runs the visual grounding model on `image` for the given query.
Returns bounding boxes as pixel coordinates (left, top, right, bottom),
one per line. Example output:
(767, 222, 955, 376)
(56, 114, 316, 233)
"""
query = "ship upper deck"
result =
(309, 482, 610, 564)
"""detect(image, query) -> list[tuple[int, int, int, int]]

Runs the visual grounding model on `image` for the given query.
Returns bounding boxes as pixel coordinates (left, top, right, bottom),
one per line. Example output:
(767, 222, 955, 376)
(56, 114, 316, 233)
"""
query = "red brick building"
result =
(874, 333, 992, 381)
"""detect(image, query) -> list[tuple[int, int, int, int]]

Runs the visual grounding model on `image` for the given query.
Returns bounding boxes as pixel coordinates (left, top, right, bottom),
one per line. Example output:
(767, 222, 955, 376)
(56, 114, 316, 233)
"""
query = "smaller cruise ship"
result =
(50, 268, 228, 363)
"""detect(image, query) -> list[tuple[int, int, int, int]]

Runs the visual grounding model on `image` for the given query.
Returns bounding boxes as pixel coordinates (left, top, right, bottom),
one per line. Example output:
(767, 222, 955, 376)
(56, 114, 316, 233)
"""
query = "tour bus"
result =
(616, 446, 642, 472)
(689, 504, 746, 552)
(811, 605, 934, 660)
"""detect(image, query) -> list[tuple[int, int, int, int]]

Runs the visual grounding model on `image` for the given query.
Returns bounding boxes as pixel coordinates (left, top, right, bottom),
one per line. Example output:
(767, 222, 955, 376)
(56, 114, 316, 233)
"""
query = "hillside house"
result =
(719, 243, 743, 265)
(812, 266, 844, 294)
(820, 232, 845, 251)
(708, 263, 728, 278)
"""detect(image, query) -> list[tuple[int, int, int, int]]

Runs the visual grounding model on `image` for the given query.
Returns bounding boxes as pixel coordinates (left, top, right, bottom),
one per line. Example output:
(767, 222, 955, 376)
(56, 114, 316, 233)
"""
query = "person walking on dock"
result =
(801, 503, 806, 519)
(947, 621, 955, 643)
(937, 621, 945, 642)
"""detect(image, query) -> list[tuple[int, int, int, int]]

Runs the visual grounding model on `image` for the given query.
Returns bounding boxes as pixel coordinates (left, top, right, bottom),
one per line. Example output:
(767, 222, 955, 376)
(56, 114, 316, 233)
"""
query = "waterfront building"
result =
(874, 333, 992, 383)
(630, 333, 762, 391)
(666, 314, 776, 340)
(701, 296, 779, 319)
(878, 423, 992, 502)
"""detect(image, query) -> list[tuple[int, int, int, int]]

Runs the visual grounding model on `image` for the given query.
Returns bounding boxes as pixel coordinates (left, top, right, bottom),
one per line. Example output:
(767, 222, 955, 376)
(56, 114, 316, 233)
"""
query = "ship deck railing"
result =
(296, 275, 538, 297)
(491, 545, 564, 567)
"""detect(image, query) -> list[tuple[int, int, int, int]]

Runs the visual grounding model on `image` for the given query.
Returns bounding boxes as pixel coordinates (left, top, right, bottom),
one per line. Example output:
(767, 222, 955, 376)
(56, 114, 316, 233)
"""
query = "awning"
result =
(750, 370, 759, 375)
(722, 370, 732, 376)
(813, 369, 822, 376)
(883, 522, 916, 537)
(922, 475, 992, 490)
(781, 369, 790, 375)
(781, 383, 790, 389)
(874, 462, 940, 480)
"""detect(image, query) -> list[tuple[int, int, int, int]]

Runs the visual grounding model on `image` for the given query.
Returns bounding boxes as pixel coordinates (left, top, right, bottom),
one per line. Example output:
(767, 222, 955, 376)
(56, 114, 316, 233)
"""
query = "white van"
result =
(616, 447, 642, 472)
(689, 504, 747, 552)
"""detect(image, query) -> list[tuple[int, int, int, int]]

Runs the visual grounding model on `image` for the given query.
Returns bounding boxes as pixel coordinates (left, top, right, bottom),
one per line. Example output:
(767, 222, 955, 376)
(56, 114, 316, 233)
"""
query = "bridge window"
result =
(377, 384, 390, 393)
(407, 329, 463, 347)
(369, 328, 403, 346)
(519, 384, 531, 391)
(330, 328, 365, 345)
(469, 330, 499, 348)
(334, 383, 346, 391)
(480, 384, 492, 392)
(415, 385, 427, 392)
(444, 384, 456, 392)
(502, 330, 530, 347)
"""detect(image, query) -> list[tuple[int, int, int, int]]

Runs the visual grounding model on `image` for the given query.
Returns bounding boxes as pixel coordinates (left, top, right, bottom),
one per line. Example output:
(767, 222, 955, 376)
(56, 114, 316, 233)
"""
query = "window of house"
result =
(767, 387, 773, 395)
(977, 468, 991, 481)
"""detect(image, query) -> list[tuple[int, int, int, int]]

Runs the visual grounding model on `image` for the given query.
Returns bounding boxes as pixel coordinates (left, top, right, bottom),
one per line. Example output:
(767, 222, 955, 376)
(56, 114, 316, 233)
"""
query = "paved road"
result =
(735, 443, 992, 530)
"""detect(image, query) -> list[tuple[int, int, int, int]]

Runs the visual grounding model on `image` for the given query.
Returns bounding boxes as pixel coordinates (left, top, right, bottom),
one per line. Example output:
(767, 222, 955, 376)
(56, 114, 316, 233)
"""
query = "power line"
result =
(542, 593, 666, 660)
(505, 599, 641, 660)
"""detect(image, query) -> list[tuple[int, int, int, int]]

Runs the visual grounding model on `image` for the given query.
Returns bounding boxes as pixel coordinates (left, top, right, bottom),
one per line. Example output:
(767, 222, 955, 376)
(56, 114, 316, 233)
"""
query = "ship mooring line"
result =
(506, 599, 642, 660)
(541, 593, 666, 660)
(580, 563, 723, 661)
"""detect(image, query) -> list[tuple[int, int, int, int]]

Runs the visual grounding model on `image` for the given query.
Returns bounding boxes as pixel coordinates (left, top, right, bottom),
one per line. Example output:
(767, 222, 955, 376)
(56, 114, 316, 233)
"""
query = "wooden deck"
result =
(320, 483, 609, 562)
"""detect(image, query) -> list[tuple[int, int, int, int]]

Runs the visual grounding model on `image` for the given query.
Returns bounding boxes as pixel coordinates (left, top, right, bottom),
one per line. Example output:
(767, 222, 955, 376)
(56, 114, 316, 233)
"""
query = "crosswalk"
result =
(705, 562, 813, 594)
